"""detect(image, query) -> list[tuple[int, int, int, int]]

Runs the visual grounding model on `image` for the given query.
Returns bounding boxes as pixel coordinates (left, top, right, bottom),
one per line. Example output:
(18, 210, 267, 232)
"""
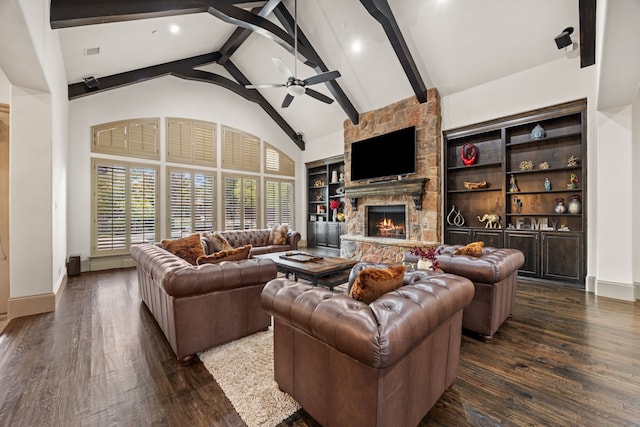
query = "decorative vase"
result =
(332, 208, 338, 222)
(568, 195, 582, 214)
(331, 170, 338, 183)
(554, 200, 567, 214)
(417, 258, 432, 270)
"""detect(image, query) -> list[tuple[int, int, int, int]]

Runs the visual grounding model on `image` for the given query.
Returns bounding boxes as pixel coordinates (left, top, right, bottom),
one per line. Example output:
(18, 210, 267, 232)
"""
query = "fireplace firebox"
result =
(367, 205, 406, 239)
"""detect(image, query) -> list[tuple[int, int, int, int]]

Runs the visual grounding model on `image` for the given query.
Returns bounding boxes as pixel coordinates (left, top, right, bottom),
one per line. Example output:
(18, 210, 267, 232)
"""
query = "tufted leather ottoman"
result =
(404, 245, 525, 342)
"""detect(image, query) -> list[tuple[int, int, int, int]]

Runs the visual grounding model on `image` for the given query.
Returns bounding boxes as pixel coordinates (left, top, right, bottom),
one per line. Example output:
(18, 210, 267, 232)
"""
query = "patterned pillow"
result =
(268, 224, 289, 245)
(349, 265, 406, 304)
(161, 233, 205, 265)
(454, 241, 484, 257)
(196, 245, 252, 265)
(201, 231, 233, 253)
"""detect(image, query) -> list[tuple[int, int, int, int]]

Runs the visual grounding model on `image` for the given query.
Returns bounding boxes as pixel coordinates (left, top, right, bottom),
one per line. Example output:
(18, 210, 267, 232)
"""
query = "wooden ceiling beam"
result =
(218, 0, 281, 64)
(67, 52, 221, 99)
(208, 5, 321, 68)
(360, 0, 428, 103)
(579, 0, 597, 68)
(273, 3, 360, 125)
(50, 0, 258, 29)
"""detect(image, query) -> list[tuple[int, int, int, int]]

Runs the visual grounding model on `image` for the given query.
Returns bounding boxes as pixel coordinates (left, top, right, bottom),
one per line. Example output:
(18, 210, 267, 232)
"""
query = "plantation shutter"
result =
(128, 120, 159, 159)
(223, 174, 259, 230)
(93, 123, 127, 155)
(222, 126, 260, 172)
(264, 143, 295, 176)
(168, 168, 216, 238)
(264, 179, 294, 228)
(93, 160, 159, 256)
(92, 119, 160, 159)
(129, 167, 157, 244)
(95, 164, 127, 252)
(167, 118, 217, 166)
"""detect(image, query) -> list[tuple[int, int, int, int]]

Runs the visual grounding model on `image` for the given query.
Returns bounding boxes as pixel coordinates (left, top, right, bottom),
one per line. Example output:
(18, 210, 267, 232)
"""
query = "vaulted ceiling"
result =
(51, 0, 595, 150)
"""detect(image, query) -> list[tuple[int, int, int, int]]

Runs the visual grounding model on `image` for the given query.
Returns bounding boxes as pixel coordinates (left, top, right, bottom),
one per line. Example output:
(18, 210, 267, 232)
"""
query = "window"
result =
(222, 174, 259, 230)
(92, 159, 158, 256)
(167, 168, 216, 238)
(265, 178, 294, 228)
(221, 126, 260, 172)
(92, 118, 160, 160)
(166, 118, 216, 166)
(264, 143, 295, 176)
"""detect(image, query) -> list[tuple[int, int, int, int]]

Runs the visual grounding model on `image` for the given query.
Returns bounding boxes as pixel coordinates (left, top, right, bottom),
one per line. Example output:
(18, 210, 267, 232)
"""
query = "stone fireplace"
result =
(340, 89, 442, 263)
(367, 205, 406, 239)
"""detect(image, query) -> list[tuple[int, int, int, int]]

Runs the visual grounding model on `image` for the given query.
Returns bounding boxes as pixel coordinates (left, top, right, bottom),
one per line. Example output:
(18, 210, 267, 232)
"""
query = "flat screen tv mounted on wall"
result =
(350, 126, 416, 181)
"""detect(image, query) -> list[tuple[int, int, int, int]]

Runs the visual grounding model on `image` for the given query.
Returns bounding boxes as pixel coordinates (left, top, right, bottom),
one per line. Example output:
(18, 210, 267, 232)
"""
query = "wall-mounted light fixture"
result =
(83, 76, 100, 89)
(555, 27, 574, 50)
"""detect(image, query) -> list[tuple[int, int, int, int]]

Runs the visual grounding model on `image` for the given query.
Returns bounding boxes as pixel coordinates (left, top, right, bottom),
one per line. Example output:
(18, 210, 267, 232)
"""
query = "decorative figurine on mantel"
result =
(509, 174, 520, 192)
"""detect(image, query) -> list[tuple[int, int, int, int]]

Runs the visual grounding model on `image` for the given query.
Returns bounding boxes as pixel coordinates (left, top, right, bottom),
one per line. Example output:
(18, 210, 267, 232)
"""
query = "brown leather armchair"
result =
(404, 245, 525, 341)
(261, 265, 474, 427)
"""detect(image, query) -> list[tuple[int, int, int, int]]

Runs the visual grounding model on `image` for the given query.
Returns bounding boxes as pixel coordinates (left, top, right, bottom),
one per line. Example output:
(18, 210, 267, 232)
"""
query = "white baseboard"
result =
(586, 275, 596, 293)
(83, 254, 135, 272)
(595, 280, 637, 301)
(8, 292, 55, 320)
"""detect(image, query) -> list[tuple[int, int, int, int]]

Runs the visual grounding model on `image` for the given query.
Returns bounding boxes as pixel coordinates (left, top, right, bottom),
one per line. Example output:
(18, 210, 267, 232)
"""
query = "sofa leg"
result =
(479, 334, 493, 343)
(178, 355, 195, 366)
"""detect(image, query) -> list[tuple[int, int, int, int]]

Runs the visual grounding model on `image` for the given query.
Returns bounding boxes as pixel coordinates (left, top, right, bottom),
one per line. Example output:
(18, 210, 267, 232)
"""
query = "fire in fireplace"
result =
(367, 205, 406, 239)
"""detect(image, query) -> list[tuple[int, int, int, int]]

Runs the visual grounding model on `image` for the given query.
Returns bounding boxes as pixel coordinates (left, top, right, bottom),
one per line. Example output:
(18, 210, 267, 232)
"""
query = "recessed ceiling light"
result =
(351, 40, 362, 54)
(169, 24, 180, 34)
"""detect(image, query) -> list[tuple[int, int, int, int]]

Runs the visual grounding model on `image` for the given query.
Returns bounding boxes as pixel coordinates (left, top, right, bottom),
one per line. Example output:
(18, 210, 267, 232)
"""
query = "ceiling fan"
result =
(244, 0, 341, 108)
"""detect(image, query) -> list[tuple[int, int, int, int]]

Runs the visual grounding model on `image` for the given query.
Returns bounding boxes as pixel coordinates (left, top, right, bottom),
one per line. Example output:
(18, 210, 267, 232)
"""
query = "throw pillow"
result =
(455, 241, 485, 257)
(201, 231, 233, 253)
(349, 265, 406, 304)
(161, 233, 206, 265)
(268, 223, 289, 245)
(197, 244, 252, 265)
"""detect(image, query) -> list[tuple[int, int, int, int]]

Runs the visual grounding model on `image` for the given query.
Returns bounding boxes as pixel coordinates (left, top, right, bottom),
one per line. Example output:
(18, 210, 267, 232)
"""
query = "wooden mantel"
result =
(344, 177, 428, 210)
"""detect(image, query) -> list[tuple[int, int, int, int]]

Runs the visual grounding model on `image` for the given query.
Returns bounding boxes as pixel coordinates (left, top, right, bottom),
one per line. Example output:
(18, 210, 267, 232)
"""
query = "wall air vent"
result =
(84, 47, 100, 56)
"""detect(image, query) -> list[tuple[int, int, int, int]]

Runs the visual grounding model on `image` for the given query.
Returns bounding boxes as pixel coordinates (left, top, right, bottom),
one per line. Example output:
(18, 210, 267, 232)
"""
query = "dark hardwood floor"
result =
(0, 268, 638, 426)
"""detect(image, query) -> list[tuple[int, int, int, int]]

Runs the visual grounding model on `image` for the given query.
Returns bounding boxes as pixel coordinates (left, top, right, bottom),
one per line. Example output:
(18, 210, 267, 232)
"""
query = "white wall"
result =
(441, 56, 599, 283)
(2, 0, 68, 300)
(0, 69, 9, 103)
(633, 93, 640, 292)
(67, 76, 305, 258)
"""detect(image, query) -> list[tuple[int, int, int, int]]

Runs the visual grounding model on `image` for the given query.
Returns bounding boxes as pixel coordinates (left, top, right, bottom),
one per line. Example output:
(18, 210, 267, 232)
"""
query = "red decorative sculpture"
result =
(461, 143, 478, 166)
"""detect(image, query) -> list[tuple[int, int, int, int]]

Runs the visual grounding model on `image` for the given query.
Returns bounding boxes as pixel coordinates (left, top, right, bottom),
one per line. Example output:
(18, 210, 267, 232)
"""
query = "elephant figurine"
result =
(477, 213, 501, 229)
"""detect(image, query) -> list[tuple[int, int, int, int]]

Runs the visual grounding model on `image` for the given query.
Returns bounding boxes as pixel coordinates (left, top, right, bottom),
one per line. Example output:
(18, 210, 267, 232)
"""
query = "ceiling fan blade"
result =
(305, 88, 334, 104)
(245, 83, 285, 89)
(303, 70, 341, 86)
(282, 93, 295, 108)
(272, 58, 293, 79)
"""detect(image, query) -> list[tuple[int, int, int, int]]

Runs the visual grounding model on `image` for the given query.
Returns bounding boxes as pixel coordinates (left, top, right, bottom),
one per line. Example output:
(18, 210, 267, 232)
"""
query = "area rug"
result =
(198, 328, 300, 427)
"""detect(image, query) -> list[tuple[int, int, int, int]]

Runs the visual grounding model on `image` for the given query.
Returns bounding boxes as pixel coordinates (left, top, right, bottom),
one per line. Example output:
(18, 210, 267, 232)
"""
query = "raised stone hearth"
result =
(340, 89, 442, 264)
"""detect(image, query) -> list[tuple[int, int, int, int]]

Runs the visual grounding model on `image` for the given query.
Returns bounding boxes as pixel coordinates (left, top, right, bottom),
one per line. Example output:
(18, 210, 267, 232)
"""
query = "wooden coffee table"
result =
(254, 251, 357, 289)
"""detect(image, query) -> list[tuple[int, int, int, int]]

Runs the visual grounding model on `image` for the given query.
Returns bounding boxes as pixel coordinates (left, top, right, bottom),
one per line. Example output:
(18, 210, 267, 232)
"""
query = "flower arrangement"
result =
(409, 246, 441, 271)
(329, 200, 341, 210)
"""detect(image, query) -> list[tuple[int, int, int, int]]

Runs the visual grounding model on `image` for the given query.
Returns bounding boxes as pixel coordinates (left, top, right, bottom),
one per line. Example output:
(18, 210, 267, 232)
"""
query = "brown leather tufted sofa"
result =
(404, 245, 525, 341)
(214, 228, 301, 256)
(131, 243, 277, 365)
(261, 265, 475, 427)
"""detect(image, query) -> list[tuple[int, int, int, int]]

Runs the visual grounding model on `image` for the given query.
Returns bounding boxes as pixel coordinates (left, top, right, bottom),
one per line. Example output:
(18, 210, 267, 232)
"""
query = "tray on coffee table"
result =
(278, 252, 324, 262)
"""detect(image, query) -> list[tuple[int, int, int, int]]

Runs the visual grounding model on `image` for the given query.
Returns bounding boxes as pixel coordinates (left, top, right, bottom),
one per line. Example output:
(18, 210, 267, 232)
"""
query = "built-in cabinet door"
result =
(326, 223, 340, 248)
(307, 222, 317, 247)
(542, 232, 583, 284)
(315, 222, 328, 247)
(445, 228, 472, 246)
(505, 231, 539, 277)
(473, 229, 503, 248)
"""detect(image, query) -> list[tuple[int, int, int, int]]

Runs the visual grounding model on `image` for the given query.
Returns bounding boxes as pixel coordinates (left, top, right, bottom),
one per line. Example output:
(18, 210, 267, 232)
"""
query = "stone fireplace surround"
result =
(340, 89, 442, 264)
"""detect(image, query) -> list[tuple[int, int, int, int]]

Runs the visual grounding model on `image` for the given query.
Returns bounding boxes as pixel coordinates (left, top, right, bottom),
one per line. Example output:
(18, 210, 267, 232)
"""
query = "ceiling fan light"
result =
(287, 85, 306, 97)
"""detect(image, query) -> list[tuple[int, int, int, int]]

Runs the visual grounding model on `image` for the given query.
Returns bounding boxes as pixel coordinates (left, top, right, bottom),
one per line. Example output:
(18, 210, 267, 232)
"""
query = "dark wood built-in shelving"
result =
(443, 99, 587, 287)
